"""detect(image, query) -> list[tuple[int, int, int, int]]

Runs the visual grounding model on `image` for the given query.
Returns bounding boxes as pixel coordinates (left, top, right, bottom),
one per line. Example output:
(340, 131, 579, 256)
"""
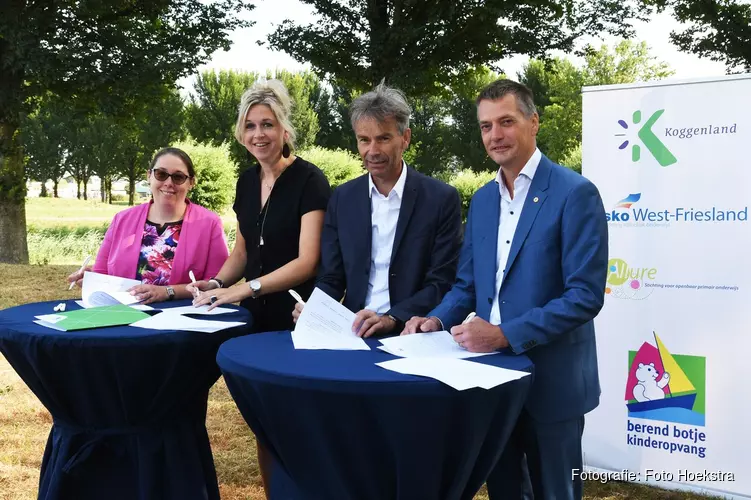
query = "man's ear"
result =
(402, 127, 412, 148)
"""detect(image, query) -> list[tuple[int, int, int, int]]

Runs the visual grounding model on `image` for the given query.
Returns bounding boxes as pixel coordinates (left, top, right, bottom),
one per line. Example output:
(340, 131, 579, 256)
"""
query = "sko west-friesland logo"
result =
(616, 110, 677, 166)
(615, 109, 738, 167)
(606, 192, 748, 226)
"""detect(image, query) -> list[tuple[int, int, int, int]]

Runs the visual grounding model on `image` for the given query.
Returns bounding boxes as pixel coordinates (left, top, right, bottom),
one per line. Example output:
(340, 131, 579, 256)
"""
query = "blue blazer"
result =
(431, 155, 608, 422)
(316, 166, 463, 325)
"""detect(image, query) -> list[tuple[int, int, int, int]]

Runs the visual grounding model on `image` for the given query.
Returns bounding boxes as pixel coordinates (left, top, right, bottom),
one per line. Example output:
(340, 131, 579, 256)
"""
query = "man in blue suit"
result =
(293, 82, 462, 338)
(403, 79, 608, 499)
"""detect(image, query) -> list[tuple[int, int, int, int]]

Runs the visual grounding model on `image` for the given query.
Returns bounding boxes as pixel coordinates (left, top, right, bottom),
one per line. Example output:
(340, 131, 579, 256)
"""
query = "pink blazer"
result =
(92, 201, 229, 284)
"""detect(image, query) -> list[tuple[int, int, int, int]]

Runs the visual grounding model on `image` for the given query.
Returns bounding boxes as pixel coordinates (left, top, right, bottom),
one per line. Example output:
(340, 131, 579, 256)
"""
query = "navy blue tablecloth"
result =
(217, 331, 534, 500)
(0, 299, 251, 500)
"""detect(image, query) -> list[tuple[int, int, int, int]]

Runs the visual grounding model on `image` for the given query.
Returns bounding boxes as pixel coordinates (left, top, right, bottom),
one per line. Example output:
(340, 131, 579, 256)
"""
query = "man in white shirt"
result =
(293, 82, 463, 338)
(403, 79, 608, 499)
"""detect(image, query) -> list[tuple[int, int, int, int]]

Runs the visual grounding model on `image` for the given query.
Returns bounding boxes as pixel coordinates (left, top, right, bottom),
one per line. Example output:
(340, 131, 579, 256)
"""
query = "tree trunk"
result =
(129, 173, 136, 206)
(40, 182, 47, 197)
(101, 178, 106, 202)
(0, 198, 29, 263)
(82, 175, 89, 200)
(53, 179, 59, 197)
(107, 177, 112, 204)
(0, 116, 30, 264)
(76, 178, 81, 199)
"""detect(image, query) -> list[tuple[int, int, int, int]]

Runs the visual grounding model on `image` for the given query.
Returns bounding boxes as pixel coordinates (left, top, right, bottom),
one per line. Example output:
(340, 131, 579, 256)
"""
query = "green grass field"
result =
(0, 198, 718, 499)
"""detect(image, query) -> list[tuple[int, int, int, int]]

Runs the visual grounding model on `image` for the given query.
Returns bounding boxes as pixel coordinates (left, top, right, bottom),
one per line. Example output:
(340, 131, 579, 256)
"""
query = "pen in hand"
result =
(462, 312, 476, 324)
(69, 255, 91, 290)
(288, 289, 306, 306)
(189, 270, 200, 301)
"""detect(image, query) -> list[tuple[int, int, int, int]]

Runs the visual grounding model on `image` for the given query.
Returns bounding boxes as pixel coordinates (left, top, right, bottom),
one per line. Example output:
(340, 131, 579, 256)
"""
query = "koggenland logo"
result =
(616, 110, 677, 166)
(615, 109, 737, 167)
(606, 192, 748, 226)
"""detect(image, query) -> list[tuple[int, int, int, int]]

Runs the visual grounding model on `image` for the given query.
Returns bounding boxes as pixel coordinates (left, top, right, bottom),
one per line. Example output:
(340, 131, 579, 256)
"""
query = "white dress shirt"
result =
(489, 148, 542, 325)
(363, 162, 408, 314)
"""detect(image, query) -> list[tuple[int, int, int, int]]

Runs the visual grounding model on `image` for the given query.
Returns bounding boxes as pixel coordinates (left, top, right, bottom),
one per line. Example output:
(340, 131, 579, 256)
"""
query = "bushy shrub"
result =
(174, 140, 238, 213)
(298, 146, 363, 189)
(560, 143, 582, 174)
(448, 169, 496, 220)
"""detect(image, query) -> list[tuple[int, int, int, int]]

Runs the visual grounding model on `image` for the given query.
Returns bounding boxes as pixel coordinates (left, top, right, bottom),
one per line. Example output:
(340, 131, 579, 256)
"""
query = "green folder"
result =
(34, 304, 151, 331)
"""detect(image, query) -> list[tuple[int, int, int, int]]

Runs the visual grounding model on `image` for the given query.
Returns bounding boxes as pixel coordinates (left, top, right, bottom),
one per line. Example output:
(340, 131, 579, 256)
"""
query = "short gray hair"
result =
(234, 79, 297, 149)
(350, 81, 411, 134)
(476, 79, 537, 118)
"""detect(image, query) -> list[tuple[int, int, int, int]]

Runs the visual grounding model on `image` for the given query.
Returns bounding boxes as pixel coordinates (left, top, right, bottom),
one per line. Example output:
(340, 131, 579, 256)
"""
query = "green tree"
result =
(445, 66, 502, 173)
(530, 40, 674, 164)
(268, 0, 650, 96)
(0, 0, 251, 263)
(648, 0, 751, 72)
(20, 100, 69, 198)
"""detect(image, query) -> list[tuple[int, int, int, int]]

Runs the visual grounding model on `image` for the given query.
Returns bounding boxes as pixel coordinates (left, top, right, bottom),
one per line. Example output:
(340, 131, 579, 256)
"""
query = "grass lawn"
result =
(0, 198, 719, 498)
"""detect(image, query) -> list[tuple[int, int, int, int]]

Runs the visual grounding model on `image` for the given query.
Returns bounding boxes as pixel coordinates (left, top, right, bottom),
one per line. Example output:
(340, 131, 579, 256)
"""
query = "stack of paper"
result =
(129, 313, 245, 333)
(81, 272, 143, 308)
(34, 304, 151, 331)
(376, 357, 530, 391)
(156, 305, 236, 316)
(378, 331, 497, 359)
(291, 288, 370, 350)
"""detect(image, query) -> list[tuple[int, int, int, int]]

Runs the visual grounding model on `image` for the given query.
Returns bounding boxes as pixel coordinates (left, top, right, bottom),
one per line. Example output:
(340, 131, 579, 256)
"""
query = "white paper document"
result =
(291, 288, 369, 350)
(379, 331, 498, 359)
(75, 300, 153, 311)
(376, 357, 530, 391)
(156, 305, 236, 316)
(129, 313, 245, 333)
(81, 272, 143, 308)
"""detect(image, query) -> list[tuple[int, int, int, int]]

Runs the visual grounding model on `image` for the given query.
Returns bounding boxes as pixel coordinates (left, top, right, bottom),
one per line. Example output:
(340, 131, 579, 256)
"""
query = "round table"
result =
(217, 331, 534, 500)
(0, 299, 251, 500)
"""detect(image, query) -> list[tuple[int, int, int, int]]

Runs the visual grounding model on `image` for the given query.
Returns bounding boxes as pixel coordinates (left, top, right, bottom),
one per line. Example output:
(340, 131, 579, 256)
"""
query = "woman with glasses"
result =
(66, 147, 230, 304)
(189, 79, 331, 332)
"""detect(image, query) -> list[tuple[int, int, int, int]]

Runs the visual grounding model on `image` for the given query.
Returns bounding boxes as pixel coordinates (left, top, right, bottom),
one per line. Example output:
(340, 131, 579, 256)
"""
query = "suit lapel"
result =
(354, 175, 373, 273)
(390, 167, 417, 264)
(478, 185, 501, 299)
(503, 157, 552, 281)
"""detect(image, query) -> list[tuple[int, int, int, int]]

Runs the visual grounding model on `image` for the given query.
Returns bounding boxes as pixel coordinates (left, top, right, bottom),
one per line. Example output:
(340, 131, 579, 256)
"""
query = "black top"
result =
(233, 156, 331, 332)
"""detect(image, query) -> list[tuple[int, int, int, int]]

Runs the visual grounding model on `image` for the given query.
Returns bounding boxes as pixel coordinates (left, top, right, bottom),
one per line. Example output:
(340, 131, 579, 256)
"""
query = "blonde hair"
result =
(234, 79, 297, 149)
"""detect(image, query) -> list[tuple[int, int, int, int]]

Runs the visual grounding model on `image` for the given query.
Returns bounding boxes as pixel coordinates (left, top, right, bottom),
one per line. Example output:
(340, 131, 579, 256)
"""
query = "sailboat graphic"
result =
(626, 332, 697, 413)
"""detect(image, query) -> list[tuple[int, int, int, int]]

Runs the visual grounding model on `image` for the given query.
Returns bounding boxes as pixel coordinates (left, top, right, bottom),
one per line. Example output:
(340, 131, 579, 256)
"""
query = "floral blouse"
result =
(135, 220, 183, 285)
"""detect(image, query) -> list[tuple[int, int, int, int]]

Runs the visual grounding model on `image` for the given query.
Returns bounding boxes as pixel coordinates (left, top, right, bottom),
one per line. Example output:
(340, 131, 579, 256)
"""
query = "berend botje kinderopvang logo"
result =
(625, 333, 708, 459)
(615, 109, 737, 167)
(605, 258, 739, 300)
(606, 192, 748, 227)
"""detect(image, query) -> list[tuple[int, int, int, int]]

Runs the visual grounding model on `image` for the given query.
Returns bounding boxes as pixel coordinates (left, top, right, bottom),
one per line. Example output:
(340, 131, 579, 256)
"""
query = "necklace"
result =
(258, 161, 290, 246)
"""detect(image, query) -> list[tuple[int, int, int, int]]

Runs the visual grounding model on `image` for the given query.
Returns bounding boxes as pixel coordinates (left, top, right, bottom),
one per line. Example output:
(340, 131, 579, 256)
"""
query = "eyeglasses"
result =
(151, 168, 192, 185)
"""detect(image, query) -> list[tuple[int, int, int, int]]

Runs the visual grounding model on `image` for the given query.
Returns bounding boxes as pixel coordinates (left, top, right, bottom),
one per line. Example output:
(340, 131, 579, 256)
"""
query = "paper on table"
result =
(81, 272, 143, 308)
(375, 357, 530, 391)
(291, 288, 369, 350)
(379, 331, 498, 359)
(156, 305, 236, 316)
(75, 300, 153, 311)
(129, 313, 245, 333)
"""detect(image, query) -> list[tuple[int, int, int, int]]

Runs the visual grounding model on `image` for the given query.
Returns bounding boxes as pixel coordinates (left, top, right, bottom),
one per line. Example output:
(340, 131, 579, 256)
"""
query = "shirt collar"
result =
(369, 160, 408, 199)
(495, 147, 542, 190)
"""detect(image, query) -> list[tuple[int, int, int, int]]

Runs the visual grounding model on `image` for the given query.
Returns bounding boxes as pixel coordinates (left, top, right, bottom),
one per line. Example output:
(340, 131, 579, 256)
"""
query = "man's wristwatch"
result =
(386, 314, 403, 332)
(209, 277, 224, 289)
(248, 279, 262, 298)
(165, 286, 175, 301)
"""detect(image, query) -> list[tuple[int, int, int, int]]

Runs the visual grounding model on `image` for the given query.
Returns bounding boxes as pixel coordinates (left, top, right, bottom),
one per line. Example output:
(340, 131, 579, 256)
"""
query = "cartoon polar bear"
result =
(633, 362, 670, 402)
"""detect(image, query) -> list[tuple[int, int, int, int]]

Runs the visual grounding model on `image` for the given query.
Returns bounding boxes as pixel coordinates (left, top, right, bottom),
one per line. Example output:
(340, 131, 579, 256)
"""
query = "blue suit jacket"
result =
(316, 166, 462, 326)
(431, 155, 608, 422)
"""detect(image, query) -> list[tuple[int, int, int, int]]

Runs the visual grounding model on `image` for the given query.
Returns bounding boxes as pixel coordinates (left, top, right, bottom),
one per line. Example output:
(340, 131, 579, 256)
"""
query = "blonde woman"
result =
(190, 80, 330, 331)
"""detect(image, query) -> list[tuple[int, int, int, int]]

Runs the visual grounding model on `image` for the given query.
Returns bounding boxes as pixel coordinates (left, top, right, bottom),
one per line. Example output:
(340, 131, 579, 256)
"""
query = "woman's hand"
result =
(186, 280, 219, 301)
(66, 265, 92, 289)
(192, 286, 248, 310)
(127, 284, 168, 305)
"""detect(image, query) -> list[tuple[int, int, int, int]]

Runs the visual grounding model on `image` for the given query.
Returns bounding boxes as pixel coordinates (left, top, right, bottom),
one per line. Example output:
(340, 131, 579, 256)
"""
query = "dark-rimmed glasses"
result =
(151, 168, 192, 185)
